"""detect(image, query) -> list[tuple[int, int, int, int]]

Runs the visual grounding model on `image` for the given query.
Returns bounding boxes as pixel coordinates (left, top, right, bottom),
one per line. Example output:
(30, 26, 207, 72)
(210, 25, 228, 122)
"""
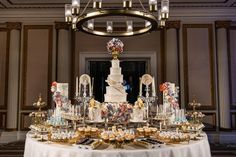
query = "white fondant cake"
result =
(88, 107, 102, 121)
(106, 86, 126, 94)
(104, 59, 127, 103)
(110, 68, 121, 75)
(108, 74, 123, 83)
(132, 108, 144, 122)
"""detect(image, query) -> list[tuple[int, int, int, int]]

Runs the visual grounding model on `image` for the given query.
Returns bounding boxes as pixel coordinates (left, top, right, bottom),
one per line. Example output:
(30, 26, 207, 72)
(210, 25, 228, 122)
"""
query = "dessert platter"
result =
(27, 38, 208, 153)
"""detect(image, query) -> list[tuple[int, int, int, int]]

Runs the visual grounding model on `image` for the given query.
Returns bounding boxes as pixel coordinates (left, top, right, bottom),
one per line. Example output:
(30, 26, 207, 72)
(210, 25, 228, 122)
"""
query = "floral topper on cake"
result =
(106, 38, 124, 59)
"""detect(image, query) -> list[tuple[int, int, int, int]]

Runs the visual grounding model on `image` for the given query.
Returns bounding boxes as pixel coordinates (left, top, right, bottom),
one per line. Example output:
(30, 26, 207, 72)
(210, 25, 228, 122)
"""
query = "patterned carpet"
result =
(0, 140, 235, 157)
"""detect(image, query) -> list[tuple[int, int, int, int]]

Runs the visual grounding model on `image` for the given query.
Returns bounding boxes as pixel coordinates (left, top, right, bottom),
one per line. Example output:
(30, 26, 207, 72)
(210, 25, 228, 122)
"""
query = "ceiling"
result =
(0, 0, 235, 9)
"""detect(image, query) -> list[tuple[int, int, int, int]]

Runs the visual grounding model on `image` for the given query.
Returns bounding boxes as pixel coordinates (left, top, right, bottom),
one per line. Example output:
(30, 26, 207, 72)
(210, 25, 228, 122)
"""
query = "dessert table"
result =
(24, 133, 211, 157)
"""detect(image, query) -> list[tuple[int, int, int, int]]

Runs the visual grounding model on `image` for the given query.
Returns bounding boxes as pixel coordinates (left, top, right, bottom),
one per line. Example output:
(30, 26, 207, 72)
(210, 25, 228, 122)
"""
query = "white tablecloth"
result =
(24, 133, 211, 157)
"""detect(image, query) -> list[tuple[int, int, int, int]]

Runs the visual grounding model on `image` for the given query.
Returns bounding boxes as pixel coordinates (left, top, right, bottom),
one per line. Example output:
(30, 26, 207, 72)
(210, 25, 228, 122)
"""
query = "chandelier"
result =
(64, 0, 169, 37)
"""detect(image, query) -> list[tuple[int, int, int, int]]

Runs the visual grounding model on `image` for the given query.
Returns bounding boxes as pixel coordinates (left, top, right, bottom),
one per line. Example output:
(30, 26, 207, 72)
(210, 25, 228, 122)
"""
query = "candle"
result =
(72, 106, 74, 115)
(83, 84, 86, 97)
(152, 77, 156, 97)
(91, 77, 94, 96)
(75, 106, 78, 116)
(70, 105, 72, 114)
(156, 105, 159, 115)
(181, 109, 185, 121)
(78, 105, 81, 117)
(160, 122, 162, 131)
(139, 77, 142, 96)
(76, 76, 78, 97)
(89, 77, 92, 97)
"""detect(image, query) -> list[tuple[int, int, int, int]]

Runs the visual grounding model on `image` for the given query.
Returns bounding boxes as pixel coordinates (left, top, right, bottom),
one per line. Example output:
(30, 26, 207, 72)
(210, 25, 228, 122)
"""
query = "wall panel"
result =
(0, 28, 9, 110)
(0, 112, 6, 129)
(203, 113, 216, 131)
(21, 25, 53, 110)
(229, 27, 236, 109)
(20, 113, 31, 131)
(183, 24, 215, 110)
(231, 112, 236, 129)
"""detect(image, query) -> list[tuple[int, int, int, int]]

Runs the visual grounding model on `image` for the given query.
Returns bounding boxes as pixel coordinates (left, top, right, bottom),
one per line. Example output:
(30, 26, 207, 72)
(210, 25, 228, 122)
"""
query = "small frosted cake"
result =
(88, 99, 102, 122)
(131, 98, 145, 122)
(157, 131, 190, 143)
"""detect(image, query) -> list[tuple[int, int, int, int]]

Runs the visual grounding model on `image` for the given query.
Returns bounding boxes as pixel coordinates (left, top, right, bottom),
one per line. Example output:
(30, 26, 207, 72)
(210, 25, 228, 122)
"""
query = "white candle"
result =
(79, 105, 81, 116)
(139, 77, 142, 96)
(83, 84, 86, 97)
(79, 83, 81, 97)
(73, 105, 76, 115)
(91, 77, 94, 96)
(75, 106, 78, 116)
(160, 122, 162, 131)
(76, 76, 78, 97)
(89, 77, 92, 97)
(152, 77, 156, 97)
(156, 105, 159, 115)
(181, 109, 185, 121)
(70, 105, 72, 114)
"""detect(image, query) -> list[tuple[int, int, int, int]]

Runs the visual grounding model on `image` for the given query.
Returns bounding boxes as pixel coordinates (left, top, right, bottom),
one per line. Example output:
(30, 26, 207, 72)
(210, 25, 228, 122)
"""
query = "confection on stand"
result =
(28, 38, 206, 149)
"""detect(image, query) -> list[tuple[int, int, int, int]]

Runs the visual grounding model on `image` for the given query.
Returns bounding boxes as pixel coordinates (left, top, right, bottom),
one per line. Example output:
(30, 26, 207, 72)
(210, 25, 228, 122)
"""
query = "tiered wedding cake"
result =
(104, 59, 127, 102)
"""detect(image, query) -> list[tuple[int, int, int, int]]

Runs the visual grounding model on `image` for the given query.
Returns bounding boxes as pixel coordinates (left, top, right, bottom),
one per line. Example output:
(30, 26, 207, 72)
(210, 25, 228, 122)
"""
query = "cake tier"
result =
(108, 74, 123, 83)
(111, 59, 120, 68)
(106, 86, 126, 94)
(104, 94, 127, 102)
(110, 67, 121, 75)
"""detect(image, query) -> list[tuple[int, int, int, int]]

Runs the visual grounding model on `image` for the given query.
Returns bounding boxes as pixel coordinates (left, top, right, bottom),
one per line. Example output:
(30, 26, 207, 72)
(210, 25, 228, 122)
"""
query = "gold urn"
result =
(112, 51, 120, 60)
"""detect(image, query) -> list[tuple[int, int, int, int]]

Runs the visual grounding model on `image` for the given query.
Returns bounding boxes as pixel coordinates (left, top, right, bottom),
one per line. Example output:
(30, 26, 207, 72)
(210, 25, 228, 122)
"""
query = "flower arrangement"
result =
(134, 98, 145, 109)
(101, 103, 133, 123)
(159, 82, 179, 109)
(186, 111, 205, 124)
(51, 81, 57, 92)
(106, 38, 124, 59)
(89, 98, 100, 109)
(51, 81, 68, 107)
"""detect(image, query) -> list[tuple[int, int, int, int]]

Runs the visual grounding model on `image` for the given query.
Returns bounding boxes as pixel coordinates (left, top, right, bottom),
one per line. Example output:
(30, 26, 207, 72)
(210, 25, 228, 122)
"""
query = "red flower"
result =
(159, 84, 167, 91)
(52, 81, 57, 87)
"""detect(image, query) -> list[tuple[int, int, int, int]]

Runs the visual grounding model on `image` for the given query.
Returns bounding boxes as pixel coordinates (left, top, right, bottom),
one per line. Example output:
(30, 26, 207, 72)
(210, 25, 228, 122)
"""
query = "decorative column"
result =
(6, 22, 21, 130)
(215, 21, 231, 129)
(165, 21, 180, 85)
(55, 22, 71, 83)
